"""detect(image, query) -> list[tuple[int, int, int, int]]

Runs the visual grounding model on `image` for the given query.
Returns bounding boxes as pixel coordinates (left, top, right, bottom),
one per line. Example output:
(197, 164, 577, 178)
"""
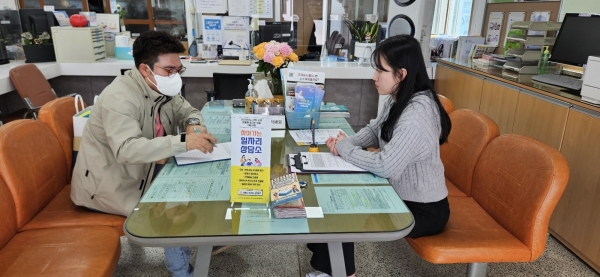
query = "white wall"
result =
(468, 0, 486, 36)
(1, 0, 17, 10)
(560, 0, 600, 22)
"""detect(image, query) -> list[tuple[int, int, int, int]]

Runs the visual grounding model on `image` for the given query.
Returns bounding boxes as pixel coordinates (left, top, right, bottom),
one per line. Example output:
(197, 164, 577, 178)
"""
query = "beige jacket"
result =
(71, 68, 202, 216)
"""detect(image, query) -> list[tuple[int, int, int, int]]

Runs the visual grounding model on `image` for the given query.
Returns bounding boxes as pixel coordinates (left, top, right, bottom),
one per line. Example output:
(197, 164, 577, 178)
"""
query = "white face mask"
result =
(146, 65, 182, 97)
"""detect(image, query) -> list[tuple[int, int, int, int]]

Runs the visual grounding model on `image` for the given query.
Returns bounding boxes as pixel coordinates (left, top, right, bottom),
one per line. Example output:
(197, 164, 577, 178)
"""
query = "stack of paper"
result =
(270, 173, 306, 218)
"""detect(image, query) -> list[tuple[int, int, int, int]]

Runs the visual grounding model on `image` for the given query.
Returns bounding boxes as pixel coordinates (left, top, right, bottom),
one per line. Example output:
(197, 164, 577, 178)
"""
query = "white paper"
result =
(314, 20, 324, 45)
(271, 130, 286, 138)
(44, 5, 54, 11)
(203, 16, 223, 45)
(249, 0, 273, 18)
(295, 152, 367, 172)
(503, 12, 525, 48)
(289, 129, 347, 146)
(197, 0, 227, 14)
(52, 11, 70, 27)
(486, 12, 504, 46)
(229, 0, 250, 16)
(305, 207, 324, 218)
(174, 142, 232, 165)
(222, 16, 250, 57)
(96, 13, 120, 33)
(225, 208, 232, 220)
(527, 11, 552, 50)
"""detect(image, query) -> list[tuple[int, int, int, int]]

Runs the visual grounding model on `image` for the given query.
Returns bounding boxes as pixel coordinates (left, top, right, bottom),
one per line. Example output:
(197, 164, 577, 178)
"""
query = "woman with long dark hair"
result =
(306, 35, 452, 277)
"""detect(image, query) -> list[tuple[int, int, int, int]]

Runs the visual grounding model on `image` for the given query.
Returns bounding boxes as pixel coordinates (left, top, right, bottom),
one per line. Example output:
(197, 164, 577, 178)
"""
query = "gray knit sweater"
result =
(335, 90, 448, 203)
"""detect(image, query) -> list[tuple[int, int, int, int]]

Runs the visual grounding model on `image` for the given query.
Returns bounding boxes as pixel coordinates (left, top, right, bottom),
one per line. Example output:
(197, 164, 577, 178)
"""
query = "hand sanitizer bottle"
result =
(245, 78, 255, 98)
(537, 46, 550, 75)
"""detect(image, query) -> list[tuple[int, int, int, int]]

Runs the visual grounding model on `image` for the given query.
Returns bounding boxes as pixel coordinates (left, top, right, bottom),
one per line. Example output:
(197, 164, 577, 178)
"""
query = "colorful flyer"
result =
(230, 114, 271, 203)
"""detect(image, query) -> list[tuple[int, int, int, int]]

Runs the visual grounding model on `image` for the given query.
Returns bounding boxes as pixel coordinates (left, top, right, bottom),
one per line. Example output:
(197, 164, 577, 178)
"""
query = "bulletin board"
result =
(483, 1, 561, 54)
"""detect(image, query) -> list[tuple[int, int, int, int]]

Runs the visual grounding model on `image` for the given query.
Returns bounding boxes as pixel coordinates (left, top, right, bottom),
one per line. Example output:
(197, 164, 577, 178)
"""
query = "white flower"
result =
(21, 32, 33, 40)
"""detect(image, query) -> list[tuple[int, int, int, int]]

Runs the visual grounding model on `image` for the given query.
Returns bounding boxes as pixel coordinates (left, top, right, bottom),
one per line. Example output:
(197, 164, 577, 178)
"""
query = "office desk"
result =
(124, 101, 414, 277)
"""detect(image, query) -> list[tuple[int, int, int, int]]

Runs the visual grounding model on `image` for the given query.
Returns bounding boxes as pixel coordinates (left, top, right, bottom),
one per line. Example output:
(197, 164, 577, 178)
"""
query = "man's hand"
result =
(186, 125, 206, 135)
(186, 126, 218, 153)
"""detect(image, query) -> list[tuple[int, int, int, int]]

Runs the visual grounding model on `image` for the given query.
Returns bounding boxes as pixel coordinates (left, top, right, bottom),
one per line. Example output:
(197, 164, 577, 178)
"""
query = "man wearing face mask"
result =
(71, 31, 215, 277)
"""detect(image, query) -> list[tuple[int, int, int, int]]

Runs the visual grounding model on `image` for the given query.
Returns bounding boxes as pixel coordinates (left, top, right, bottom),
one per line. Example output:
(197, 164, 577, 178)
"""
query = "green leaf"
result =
(360, 23, 369, 42)
(369, 22, 379, 43)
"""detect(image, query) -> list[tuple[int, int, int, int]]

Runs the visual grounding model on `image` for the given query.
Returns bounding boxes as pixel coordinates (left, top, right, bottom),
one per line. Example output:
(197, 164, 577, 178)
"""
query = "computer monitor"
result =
(550, 13, 600, 67)
(19, 8, 81, 35)
(259, 22, 297, 48)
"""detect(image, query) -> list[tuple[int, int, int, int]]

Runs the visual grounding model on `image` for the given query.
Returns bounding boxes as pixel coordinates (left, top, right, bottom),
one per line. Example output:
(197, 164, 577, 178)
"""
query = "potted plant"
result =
(343, 19, 379, 65)
(114, 4, 126, 31)
(251, 41, 298, 95)
(21, 29, 55, 63)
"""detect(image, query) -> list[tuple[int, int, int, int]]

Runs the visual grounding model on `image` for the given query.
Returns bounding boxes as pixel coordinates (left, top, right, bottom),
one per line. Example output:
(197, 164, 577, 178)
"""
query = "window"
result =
(432, 0, 472, 36)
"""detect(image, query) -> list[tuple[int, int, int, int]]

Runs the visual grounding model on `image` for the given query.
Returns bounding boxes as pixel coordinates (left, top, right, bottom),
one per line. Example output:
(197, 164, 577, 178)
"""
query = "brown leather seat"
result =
(438, 94, 455, 114)
(0, 177, 121, 277)
(9, 64, 58, 119)
(442, 110, 499, 197)
(407, 134, 570, 276)
(38, 97, 87, 179)
(0, 120, 125, 236)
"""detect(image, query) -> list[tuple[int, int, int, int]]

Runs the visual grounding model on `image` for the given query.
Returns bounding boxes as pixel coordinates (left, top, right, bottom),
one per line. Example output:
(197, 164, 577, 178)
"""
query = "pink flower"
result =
(280, 43, 293, 56)
(264, 41, 280, 54)
(263, 51, 275, 63)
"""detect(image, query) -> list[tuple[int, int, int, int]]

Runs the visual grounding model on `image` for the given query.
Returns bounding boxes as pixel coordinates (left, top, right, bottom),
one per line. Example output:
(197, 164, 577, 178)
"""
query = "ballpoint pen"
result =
(308, 119, 319, 152)
(194, 128, 217, 147)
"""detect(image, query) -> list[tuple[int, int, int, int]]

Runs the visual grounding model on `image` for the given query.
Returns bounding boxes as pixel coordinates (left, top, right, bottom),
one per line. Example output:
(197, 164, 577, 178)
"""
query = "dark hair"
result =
(372, 35, 451, 144)
(133, 31, 185, 69)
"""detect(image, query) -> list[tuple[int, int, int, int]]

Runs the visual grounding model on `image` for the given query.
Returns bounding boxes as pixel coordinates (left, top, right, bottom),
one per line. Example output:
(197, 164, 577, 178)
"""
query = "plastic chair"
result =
(9, 64, 58, 120)
(407, 134, 570, 276)
(206, 73, 253, 101)
(441, 109, 499, 197)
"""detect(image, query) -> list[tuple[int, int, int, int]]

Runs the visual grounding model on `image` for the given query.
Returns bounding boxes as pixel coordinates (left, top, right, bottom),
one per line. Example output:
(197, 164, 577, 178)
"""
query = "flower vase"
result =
(120, 18, 126, 32)
(269, 77, 283, 96)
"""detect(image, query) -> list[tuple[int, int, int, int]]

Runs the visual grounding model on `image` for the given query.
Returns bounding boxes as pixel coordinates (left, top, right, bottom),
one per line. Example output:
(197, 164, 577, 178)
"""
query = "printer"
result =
(581, 56, 600, 104)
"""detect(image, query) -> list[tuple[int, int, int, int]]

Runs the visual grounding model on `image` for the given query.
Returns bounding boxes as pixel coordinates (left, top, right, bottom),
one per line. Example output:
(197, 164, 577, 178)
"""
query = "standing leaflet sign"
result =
(230, 114, 271, 203)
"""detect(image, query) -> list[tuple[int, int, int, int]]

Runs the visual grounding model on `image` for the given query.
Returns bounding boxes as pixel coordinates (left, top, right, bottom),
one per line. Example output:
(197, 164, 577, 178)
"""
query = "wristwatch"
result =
(185, 118, 202, 128)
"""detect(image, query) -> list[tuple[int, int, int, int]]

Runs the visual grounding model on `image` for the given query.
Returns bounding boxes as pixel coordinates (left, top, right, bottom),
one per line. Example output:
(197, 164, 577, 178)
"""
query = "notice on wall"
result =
(202, 16, 223, 45)
(230, 114, 271, 204)
(222, 16, 250, 57)
(527, 11, 552, 49)
(486, 11, 504, 46)
(503, 12, 525, 50)
(229, 0, 251, 16)
(197, 0, 227, 14)
(250, 0, 273, 19)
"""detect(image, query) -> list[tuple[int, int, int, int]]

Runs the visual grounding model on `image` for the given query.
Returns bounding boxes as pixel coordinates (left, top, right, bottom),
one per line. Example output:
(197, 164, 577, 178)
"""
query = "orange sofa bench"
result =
(407, 134, 569, 276)
(0, 120, 124, 276)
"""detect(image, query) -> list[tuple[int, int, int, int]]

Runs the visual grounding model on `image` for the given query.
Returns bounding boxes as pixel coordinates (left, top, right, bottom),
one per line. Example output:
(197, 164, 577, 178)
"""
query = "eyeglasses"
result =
(153, 65, 186, 77)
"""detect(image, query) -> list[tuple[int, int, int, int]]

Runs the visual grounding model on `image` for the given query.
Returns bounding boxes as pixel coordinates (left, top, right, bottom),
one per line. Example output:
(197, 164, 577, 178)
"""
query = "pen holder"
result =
(286, 111, 320, 130)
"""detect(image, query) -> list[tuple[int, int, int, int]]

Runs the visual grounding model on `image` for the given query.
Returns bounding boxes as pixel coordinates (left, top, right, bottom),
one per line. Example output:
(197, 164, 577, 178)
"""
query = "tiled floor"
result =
(114, 235, 599, 277)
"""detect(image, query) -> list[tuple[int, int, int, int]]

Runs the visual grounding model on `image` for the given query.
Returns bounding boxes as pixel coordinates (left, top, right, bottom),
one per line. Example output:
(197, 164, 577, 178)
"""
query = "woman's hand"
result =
(326, 131, 348, 156)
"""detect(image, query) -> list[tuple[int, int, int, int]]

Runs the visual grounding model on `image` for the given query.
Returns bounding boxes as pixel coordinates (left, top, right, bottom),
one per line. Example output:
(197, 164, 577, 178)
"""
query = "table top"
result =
(124, 101, 414, 246)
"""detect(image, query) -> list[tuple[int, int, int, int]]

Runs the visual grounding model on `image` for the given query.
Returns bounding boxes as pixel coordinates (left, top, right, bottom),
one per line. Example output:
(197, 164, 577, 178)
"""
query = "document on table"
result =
(140, 176, 230, 203)
(314, 186, 409, 214)
(174, 142, 232, 166)
(157, 160, 231, 178)
(289, 129, 347, 145)
(292, 152, 367, 172)
(311, 173, 389, 185)
(237, 203, 309, 234)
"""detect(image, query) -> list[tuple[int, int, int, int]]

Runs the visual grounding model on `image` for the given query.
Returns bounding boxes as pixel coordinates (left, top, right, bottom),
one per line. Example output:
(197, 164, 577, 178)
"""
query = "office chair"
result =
(120, 68, 187, 98)
(206, 73, 253, 101)
(9, 64, 59, 120)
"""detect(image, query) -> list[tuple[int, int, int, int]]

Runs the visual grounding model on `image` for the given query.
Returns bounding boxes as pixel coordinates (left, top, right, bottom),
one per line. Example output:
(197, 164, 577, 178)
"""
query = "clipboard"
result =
(289, 153, 367, 173)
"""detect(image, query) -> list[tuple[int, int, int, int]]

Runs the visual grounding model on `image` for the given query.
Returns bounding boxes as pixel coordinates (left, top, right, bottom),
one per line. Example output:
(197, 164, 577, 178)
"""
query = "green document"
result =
(140, 176, 231, 203)
(157, 160, 231, 178)
(238, 203, 310, 235)
(314, 186, 409, 214)
(311, 173, 389, 185)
